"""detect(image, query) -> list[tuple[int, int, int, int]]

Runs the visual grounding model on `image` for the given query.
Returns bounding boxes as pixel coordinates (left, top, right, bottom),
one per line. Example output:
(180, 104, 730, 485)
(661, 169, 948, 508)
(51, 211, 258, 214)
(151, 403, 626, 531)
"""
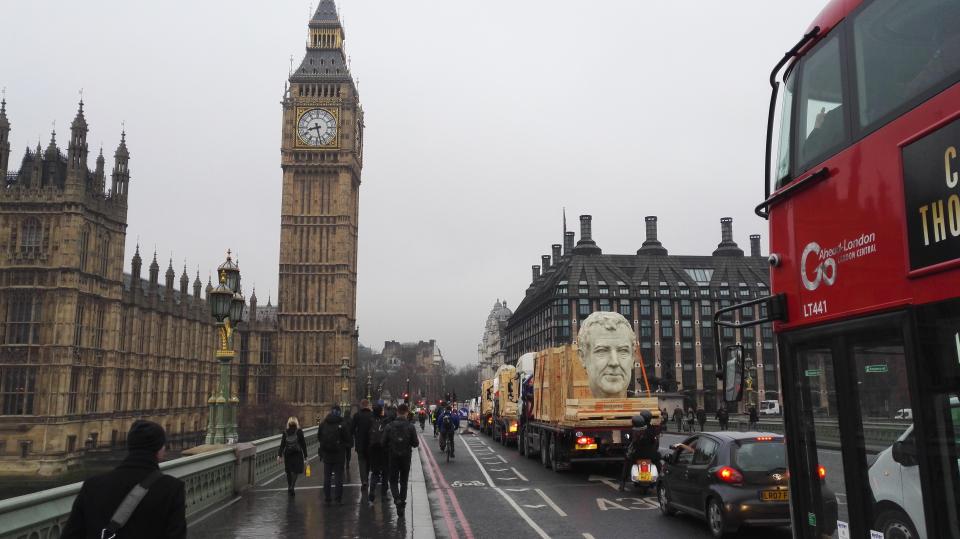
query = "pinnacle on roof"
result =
(310, 0, 340, 25)
(193, 269, 202, 288)
(115, 130, 128, 159)
(149, 250, 159, 270)
(45, 129, 58, 157)
(132, 243, 142, 264)
(0, 95, 8, 128)
(71, 99, 87, 130)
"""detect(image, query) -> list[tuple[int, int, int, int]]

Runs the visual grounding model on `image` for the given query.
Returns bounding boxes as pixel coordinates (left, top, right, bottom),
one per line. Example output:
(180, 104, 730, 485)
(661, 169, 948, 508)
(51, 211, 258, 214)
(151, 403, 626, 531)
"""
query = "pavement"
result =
(189, 444, 434, 539)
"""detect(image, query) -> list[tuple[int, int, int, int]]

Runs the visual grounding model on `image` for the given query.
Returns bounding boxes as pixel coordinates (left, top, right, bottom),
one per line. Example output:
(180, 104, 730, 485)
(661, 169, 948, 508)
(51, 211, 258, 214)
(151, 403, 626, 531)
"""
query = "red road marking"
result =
(418, 438, 459, 539)
(418, 432, 475, 539)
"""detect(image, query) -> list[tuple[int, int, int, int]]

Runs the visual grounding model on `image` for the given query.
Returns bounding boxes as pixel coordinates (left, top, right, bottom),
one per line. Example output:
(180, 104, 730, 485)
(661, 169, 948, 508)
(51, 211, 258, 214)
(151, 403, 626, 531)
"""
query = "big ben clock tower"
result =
(278, 0, 363, 420)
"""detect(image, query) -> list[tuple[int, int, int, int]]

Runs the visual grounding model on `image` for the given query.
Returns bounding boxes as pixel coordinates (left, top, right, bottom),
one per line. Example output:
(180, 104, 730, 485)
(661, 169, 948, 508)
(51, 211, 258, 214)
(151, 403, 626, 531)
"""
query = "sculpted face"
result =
(578, 312, 635, 398)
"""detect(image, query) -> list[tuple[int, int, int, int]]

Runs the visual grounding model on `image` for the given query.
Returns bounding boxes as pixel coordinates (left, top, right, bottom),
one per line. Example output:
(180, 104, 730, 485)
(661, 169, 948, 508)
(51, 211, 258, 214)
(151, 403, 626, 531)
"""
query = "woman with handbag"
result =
(277, 416, 308, 496)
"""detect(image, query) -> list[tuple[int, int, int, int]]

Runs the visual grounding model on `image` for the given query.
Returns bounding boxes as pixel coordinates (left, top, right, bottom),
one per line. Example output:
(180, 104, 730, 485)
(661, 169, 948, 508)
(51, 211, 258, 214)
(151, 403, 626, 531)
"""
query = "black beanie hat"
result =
(127, 420, 166, 453)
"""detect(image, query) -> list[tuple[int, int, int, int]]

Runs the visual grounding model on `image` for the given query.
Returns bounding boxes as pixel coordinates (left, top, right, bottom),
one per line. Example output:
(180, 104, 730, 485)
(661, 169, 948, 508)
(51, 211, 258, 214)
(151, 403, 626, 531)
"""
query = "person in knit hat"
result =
(62, 420, 186, 539)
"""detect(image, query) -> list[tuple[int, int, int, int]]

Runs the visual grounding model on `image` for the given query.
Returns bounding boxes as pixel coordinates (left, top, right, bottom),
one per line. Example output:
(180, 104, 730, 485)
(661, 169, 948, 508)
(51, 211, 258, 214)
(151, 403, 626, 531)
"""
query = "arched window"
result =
(79, 227, 90, 271)
(20, 218, 41, 252)
(98, 234, 110, 276)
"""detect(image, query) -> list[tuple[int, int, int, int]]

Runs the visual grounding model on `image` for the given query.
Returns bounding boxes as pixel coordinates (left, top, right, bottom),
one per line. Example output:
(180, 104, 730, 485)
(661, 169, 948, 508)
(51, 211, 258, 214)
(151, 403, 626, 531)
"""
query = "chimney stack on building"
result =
(750, 234, 762, 257)
(541, 255, 551, 272)
(637, 215, 668, 256)
(712, 217, 744, 257)
(552, 244, 562, 265)
(564, 232, 575, 255)
(573, 215, 602, 255)
(531, 265, 541, 282)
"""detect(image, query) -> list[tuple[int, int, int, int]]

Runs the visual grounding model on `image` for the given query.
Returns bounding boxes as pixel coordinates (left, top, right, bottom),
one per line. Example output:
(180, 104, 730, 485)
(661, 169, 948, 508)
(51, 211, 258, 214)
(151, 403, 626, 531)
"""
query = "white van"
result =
(759, 400, 781, 415)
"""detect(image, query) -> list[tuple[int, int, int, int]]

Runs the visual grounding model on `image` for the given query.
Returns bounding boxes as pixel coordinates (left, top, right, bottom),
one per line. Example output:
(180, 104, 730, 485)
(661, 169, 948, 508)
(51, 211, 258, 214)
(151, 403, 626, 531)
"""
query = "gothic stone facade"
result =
(0, 100, 220, 475)
(506, 215, 781, 412)
(276, 1, 363, 422)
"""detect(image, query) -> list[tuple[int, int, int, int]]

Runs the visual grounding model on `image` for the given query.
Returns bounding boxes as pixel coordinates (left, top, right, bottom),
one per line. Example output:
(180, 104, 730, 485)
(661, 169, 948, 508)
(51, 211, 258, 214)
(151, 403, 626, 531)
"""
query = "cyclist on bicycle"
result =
(437, 405, 460, 458)
(432, 407, 439, 438)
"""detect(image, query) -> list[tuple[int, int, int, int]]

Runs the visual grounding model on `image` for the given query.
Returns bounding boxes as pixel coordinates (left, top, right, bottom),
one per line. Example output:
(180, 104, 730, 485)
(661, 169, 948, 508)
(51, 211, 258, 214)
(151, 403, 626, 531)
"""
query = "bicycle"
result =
(445, 431, 455, 463)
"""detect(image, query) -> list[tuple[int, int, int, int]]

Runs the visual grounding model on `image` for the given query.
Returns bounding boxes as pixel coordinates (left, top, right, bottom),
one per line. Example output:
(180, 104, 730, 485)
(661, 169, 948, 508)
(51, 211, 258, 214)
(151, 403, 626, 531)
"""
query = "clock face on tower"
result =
(297, 108, 338, 147)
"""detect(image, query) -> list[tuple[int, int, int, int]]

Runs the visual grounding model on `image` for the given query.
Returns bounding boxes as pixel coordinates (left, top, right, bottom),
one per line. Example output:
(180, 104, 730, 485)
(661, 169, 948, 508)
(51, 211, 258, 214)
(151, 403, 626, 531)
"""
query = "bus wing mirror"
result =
(892, 439, 918, 467)
(723, 345, 745, 403)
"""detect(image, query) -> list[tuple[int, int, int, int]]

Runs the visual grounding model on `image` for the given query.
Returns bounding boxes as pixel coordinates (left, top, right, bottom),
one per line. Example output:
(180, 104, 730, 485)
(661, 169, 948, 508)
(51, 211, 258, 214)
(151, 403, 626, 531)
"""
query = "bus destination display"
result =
(903, 118, 960, 271)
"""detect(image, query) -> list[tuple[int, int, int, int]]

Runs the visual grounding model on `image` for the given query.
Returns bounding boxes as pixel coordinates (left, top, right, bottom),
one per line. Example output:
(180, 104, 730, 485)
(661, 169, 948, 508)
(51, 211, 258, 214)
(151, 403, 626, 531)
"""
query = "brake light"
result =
(715, 466, 744, 484)
(575, 436, 597, 450)
(755, 436, 774, 441)
(509, 422, 518, 433)
(817, 465, 826, 480)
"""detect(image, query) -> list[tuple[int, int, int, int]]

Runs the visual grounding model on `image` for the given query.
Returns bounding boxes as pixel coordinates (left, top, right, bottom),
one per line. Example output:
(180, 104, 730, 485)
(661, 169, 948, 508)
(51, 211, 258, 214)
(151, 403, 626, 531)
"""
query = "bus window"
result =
(796, 35, 847, 174)
(774, 72, 795, 189)
(853, 0, 960, 131)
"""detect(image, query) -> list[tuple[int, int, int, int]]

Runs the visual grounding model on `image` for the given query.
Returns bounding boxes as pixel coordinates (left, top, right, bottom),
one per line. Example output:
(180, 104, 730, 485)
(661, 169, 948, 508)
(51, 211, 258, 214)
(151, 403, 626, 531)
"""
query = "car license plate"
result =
(639, 472, 652, 482)
(761, 489, 788, 501)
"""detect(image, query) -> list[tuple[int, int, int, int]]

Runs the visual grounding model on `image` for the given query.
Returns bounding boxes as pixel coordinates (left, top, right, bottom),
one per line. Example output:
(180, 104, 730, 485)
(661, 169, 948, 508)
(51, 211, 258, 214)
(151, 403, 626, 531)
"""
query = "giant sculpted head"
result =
(577, 311, 635, 398)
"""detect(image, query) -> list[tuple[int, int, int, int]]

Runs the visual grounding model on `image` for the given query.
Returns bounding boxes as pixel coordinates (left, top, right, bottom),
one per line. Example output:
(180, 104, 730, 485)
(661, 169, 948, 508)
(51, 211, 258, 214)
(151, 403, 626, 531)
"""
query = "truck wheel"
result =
(875, 509, 918, 539)
(549, 436, 562, 472)
(541, 437, 551, 468)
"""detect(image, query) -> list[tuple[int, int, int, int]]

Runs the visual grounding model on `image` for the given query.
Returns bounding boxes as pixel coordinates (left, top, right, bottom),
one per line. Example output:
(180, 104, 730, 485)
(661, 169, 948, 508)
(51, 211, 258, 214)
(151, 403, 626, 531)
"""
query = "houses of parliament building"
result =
(0, 0, 362, 475)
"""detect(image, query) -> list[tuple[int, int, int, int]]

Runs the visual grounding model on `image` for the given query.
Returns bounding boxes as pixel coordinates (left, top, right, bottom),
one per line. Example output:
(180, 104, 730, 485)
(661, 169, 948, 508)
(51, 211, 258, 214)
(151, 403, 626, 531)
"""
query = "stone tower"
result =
(277, 0, 363, 420)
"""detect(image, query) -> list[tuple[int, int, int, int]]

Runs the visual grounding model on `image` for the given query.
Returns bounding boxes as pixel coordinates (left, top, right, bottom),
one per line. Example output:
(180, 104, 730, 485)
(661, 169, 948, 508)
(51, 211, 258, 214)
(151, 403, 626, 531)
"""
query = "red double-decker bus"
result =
(716, 0, 960, 538)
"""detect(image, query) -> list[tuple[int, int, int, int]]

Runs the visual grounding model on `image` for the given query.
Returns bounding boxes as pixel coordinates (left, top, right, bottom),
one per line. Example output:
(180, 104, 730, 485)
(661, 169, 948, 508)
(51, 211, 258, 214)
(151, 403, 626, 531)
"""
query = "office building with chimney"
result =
(505, 215, 778, 412)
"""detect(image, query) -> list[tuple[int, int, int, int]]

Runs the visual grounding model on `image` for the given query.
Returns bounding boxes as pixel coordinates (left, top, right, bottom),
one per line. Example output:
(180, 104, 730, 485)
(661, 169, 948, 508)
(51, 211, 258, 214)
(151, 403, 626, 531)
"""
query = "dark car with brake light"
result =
(657, 431, 837, 538)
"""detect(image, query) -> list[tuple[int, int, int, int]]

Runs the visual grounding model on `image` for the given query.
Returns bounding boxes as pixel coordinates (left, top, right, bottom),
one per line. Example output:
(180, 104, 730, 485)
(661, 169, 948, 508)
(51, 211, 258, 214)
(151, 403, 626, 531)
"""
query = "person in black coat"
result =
(367, 404, 386, 502)
(319, 405, 352, 504)
(62, 420, 186, 539)
(277, 416, 308, 495)
(351, 399, 374, 489)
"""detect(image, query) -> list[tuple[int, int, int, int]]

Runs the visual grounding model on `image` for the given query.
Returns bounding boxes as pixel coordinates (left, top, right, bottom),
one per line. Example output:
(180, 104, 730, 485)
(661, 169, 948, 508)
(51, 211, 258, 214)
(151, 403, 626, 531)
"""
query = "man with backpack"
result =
(384, 402, 419, 518)
(62, 420, 186, 539)
(418, 408, 427, 431)
(351, 399, 374, 491)
(437, 404, 460, 457)
(319, 404, 352, 505)
(367, 404, 386, 503)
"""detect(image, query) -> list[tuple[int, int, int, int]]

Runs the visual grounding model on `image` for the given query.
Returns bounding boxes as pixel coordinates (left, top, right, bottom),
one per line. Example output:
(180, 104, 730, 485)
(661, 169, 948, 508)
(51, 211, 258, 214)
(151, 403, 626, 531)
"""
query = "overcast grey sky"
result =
(0, 1, 826, 366)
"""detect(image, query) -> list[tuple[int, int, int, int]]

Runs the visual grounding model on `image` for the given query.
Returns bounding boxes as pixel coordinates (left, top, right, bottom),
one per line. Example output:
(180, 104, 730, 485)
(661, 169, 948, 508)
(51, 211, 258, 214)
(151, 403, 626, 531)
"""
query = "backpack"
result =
(283, 431, 300, 457)
(368, 418, 385, 450)
(320, 422, 342, 453)
(388, 422, 413, 460)
(442, 414, 452, 430)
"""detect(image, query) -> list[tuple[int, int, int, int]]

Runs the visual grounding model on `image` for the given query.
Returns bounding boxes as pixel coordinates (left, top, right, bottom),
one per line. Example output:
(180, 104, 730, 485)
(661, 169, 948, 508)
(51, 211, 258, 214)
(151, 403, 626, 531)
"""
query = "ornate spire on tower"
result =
(193, 269, 202, 299)
(148, 250, 160, 288)
(111, 129, 129, 199)
(68, 98, 88, 169)
(180, 263, 189, 296)
(0, 91, 9, 179)
(131, 244, 143, 288)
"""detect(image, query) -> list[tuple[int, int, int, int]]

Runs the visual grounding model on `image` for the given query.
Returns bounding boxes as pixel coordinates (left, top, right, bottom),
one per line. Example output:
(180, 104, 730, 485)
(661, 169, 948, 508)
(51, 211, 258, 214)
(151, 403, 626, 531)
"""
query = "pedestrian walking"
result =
(749, 405, 760, 430)
(61, 420, 186, 539)
(418, 408, 427, 431)
(377, 404, 398, 499)
(384, 402, 420, 519)
(696, 407, 707, 432)
(319, 404, 352, 505)
(367, 404, 387, 502)
(277, 417, 308, 496)
(660, 408, 669, 432)
(342, 408, 354, 482)
(672, 406, 683, 431)
(686, 408, 696, 432)
(351, 399, 374, 491)
(715, 406, 729, 431)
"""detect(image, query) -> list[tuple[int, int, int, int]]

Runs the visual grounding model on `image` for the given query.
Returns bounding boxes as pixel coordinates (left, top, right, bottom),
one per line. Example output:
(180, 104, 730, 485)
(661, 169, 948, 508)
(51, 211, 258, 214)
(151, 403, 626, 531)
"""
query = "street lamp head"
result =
(217, 251, 241, 294)
(209, 281, 233, 321)
(230, 292, 245, 323)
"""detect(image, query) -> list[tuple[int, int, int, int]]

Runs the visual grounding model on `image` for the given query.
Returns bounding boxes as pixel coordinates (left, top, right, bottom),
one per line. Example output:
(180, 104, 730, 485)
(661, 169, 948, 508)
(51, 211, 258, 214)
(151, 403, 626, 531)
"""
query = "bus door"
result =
(782, 313, 919, 539)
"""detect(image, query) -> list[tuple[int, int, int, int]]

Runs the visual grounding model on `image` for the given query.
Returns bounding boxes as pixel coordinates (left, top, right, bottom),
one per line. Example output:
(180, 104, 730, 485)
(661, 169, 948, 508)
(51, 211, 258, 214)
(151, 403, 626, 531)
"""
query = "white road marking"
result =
(461, 434, 551, 539)
(511, 467, 529, 482)
(489, 468, 509, 472)
(582, 534, 596, 539)
(535, 488, 567, 517)
(505, 488, 530, 492)
(497, 477, 519, 481)
(523, 504, 546, 509)
(587, 474, 621, 491)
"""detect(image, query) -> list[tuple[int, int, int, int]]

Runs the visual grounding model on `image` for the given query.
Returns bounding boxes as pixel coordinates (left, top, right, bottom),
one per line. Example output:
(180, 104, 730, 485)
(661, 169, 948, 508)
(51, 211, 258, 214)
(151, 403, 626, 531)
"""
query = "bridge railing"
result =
(0, 426, 318, 539)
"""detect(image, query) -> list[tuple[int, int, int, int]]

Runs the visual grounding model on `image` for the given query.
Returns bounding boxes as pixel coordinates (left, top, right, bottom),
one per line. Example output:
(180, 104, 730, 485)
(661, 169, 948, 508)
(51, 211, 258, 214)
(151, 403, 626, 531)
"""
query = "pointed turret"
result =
(249, 287, 258, 322)
(193, 270, 202, 299)
(111, 131, 129, 199)
(0, 97, 10, 179)
(205, 276, 213, 299)
(165, 258, 176, 294)
(148, 250, 160, 289)
(68, 100, 88, 170)
(180, 264, 189, 296)
(93, 147, 105, 194)
(44, 130, 58, 160)
(131, 244, 143, 289)
(292, 0, 352, 83)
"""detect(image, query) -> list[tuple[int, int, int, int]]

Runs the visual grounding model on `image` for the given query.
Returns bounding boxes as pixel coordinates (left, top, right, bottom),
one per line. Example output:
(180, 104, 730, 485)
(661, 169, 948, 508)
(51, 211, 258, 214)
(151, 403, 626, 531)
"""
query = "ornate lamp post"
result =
(205, 251, 244, 445)
(340, 357, 350, 409)
(366, 373, 372, 400)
